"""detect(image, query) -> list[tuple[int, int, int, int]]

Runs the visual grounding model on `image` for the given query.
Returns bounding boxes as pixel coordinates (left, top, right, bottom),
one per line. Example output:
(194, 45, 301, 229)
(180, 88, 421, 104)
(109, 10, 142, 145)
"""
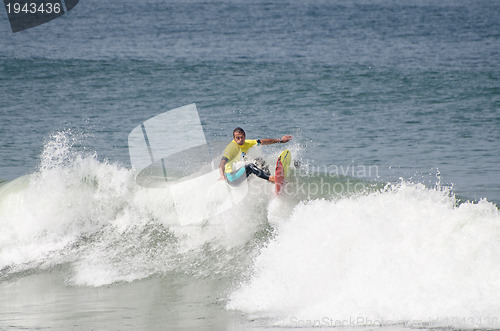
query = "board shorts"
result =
(225, 163, 270, 187)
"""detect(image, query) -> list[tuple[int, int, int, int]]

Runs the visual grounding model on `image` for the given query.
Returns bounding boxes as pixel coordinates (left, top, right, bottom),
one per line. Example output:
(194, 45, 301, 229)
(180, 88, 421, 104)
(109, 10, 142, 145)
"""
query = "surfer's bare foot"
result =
(269, 176, 275, 183)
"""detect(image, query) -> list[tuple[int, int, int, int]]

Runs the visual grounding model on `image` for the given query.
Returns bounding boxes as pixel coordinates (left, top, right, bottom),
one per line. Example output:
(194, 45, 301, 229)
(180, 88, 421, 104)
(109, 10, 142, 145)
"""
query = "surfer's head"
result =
(233, 127, 246, 145)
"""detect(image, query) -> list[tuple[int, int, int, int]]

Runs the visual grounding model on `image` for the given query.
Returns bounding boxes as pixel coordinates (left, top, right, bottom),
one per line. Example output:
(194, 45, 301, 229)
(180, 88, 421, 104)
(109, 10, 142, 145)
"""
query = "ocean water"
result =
(1, 0, 500, 330)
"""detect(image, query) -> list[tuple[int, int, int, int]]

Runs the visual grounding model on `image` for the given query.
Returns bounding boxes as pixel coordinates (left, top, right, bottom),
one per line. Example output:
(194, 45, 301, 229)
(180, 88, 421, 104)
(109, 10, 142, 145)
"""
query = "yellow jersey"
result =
(222, 139, 260, 173)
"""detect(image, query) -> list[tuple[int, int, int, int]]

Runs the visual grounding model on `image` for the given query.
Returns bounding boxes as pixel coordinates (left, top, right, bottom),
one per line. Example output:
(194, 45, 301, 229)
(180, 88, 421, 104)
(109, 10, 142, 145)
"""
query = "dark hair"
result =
(233, 127, 245, 137)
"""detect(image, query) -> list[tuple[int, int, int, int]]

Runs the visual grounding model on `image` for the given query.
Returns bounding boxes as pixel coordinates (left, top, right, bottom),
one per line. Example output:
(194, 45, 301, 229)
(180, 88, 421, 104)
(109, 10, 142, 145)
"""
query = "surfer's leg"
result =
(226, 167, 247, 187)
(227, 164, 272, 185)
(245, 163, 271, 181)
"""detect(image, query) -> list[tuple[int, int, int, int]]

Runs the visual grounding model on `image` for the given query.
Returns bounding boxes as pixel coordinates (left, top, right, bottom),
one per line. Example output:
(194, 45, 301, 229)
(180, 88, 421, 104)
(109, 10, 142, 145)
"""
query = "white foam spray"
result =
(0, 131, 266, 286)
(228, 182, 500, 328)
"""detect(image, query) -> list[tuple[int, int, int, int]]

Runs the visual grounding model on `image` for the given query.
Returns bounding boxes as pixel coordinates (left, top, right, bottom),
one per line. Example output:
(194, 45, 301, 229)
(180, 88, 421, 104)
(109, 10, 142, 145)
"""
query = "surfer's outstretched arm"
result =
(260, 135, 292, 145)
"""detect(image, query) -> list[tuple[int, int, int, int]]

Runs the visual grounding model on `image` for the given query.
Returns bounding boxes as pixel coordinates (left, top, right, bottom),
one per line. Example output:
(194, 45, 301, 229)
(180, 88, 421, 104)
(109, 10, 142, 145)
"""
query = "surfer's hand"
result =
(280, 135, 292, 143)
(218, 174, 225, 181)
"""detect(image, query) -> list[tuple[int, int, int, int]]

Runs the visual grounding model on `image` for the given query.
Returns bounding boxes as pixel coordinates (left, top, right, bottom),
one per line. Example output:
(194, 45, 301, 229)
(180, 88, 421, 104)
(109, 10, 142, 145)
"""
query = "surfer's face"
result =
(234, 132, 245, 145)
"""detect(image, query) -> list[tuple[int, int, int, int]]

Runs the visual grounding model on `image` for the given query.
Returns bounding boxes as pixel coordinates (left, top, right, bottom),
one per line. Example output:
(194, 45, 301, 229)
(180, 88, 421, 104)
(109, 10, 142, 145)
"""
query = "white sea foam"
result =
(228, 182, 500, 328)
(0, 131, 268, 286)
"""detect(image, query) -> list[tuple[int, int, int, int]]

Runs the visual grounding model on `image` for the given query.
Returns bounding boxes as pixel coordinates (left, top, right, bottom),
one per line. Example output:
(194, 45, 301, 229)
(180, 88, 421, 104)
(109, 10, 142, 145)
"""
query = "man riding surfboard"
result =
(218, 127, 292, 186)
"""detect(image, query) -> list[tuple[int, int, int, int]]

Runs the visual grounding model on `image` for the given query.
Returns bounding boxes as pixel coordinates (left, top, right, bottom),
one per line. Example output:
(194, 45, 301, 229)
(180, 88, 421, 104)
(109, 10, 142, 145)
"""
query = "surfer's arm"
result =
(218, 157, 228, 181)
(260, 135, 292, 145)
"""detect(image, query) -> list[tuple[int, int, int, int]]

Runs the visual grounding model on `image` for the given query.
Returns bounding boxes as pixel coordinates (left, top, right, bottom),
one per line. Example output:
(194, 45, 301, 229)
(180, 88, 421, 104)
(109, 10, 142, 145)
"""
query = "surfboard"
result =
(275, 149, 291, 195)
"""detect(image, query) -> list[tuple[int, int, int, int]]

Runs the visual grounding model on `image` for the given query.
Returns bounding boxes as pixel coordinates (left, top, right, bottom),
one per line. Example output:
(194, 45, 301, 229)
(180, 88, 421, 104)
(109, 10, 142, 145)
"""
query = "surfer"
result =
(218, 127, 292, 186)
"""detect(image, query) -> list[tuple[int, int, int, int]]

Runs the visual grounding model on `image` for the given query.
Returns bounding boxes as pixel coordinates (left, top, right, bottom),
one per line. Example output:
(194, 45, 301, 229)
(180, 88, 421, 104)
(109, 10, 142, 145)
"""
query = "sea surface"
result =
(1, 0, 499, 330)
